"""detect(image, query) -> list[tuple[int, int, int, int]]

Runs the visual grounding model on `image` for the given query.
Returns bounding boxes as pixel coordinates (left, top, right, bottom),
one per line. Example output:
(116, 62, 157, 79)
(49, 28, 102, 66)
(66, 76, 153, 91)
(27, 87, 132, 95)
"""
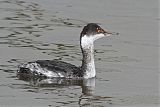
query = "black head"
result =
(80, 23, 107, 37)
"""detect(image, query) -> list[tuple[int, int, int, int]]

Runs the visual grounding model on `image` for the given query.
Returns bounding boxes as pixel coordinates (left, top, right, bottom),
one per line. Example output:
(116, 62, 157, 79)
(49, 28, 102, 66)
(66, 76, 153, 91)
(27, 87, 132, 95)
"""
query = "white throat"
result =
(80, 34, 105, 78)
(81, 34, 105, 48)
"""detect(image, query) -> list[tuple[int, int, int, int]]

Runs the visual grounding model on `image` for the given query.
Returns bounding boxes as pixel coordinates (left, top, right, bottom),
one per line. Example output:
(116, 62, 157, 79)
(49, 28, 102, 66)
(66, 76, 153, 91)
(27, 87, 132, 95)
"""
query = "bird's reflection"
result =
(17, 74, 112, 106)
(17, 74, 95, 96)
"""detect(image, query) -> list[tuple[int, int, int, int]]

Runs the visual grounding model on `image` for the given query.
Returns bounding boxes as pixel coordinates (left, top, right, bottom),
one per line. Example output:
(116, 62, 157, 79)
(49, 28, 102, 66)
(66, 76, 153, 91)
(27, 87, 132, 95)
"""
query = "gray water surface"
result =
(0, 0, 159, 107)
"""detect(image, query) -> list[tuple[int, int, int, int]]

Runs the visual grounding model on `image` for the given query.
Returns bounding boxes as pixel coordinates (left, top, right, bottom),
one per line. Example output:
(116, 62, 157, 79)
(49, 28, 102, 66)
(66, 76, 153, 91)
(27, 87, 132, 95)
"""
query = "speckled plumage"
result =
(18, 23, 114, 79)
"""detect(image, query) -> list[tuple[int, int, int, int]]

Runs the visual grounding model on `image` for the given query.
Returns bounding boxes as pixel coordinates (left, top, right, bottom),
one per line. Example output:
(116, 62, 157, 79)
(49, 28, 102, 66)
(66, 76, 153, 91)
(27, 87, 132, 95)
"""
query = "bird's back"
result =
(18, 59, 82, 78)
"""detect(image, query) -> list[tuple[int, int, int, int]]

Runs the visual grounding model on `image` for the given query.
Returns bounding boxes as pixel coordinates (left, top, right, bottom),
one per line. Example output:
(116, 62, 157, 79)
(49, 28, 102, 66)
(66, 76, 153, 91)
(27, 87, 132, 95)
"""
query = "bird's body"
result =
(19, 59, 82, 78)
(18, 23, 117, 79)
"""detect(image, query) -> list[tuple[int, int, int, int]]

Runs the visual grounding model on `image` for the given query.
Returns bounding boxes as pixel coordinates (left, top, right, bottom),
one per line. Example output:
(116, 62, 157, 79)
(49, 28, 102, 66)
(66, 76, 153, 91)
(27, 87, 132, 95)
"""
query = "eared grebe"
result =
(18, 23, 117, 79)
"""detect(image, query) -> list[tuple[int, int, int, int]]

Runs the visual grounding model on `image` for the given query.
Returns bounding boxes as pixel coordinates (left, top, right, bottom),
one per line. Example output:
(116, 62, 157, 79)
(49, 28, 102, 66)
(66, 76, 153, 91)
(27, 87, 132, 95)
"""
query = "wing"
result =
(36, 59, 82, 77)
(18, 59, 82, 78)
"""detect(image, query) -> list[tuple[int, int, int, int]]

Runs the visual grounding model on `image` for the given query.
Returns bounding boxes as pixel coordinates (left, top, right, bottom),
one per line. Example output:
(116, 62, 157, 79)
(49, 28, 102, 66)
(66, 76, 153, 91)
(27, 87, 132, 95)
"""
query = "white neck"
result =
(80, 35, 96, 78)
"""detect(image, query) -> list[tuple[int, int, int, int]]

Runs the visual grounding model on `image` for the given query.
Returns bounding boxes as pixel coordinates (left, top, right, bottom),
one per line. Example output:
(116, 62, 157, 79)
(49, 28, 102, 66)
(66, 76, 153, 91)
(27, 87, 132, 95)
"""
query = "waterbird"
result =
(18, 23, 118, 79)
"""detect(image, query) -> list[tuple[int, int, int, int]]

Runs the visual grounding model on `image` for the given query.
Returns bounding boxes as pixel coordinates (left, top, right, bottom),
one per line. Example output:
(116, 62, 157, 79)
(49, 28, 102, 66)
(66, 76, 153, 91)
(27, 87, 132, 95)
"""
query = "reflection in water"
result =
(17, 74, 98, 106)
(17, 74, 95, 96)
(17, 75, 113, 106)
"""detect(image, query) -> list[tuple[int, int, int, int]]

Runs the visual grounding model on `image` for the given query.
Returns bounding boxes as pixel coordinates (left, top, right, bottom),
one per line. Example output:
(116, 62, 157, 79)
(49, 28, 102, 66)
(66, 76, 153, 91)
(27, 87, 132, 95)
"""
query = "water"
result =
(0, 0, 159, 107)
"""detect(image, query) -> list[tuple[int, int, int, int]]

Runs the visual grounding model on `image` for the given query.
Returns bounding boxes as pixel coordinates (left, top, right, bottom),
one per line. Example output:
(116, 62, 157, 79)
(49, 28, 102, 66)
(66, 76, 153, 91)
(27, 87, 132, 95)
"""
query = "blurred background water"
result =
(0, 0, 159, 107)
